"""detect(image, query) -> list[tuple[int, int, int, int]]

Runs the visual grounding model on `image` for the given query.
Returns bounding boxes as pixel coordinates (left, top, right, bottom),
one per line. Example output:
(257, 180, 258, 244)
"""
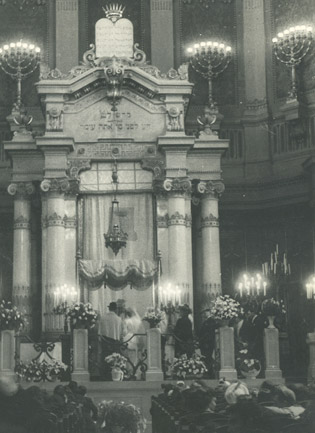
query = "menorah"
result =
(272, 25, 313, 100)
(187, 41, 232, 113)
(0, 40, 41, 109)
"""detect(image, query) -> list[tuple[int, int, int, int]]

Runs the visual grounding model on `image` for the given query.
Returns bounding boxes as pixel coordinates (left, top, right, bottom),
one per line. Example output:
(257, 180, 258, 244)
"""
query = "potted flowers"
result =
(142, 308, 165, 329)
(236, 346, 261, 379)
(98, 400, 146, 433)
(0, 300, 25, 332)
(105, 352, 128, 381)
(66, 302, 98, 330)
(211, 295, 242, 326)
(261, 298, 286, 327)
(171, 353, 208, 379)
(15, 359, 68, 382)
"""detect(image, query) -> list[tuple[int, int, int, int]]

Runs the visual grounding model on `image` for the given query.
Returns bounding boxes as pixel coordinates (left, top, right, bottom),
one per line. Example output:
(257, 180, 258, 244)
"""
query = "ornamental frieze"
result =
(63, 215, 77, 229)
(200, 213, 220, 228)
(67, 159, 92, 180)
(141, 157, 165, 180)
(157, 215, 168, 228)
(167, 211, 186, 226)
(13, 215, 31, 230)
(42, 213, 77, 228)
(8, 182, 35, 197)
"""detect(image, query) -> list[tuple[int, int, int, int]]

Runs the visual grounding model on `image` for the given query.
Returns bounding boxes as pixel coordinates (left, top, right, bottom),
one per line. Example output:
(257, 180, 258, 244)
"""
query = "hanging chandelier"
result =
(104, 161, 128, 256)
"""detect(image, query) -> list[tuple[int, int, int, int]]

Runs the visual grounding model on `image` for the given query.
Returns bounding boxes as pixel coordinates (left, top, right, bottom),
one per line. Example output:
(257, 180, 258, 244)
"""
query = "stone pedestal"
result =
(306, 332, 315, 382)
(146, 328, 163, 381)
(218, 326, 237, 380)
(0, 330, 16, 377)
(264, 326, 282, 379)
(72, 329, 90, 382)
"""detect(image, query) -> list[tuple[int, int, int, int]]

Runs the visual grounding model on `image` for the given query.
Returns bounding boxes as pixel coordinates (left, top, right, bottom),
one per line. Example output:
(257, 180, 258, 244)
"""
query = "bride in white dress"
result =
(123, 308, 146, 377)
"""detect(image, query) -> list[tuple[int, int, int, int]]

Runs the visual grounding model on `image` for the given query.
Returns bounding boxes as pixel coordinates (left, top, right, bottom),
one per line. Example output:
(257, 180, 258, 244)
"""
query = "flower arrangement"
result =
(66, 302, 97, 329)
(142, 307, 165, 328)
(105, 352, 128, 370)
(171, 353, 208, 379)
(261, 298, 286, 317)
(15, 359, 68, 382)
(0, 300, 25, 332)
(98, 400, 146, 433)
(211, 295, 242, 322)
(240, 358, 261, 373)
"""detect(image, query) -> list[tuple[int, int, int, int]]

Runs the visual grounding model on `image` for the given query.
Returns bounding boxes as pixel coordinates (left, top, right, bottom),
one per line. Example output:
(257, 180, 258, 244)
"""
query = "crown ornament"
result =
(103, 3, 125, 22)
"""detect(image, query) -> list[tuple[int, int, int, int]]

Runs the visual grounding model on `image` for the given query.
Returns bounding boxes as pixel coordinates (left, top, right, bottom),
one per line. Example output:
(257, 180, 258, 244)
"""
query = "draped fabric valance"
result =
(79, 259, 158, 291)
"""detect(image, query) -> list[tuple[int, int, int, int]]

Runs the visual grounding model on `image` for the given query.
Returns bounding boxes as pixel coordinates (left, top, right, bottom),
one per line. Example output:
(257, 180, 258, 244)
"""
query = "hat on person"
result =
(179, 304, 192, 314)
(108, 302, 117, 310)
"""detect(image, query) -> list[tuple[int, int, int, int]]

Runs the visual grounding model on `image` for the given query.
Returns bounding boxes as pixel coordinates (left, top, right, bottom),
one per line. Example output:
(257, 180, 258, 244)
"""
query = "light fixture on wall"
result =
(0, 40, 41, 109)
(272, 25, 313, 100)
(104, 161, 128, 256)
(186, 41, 232, 114)
(306, 276, 315, 300)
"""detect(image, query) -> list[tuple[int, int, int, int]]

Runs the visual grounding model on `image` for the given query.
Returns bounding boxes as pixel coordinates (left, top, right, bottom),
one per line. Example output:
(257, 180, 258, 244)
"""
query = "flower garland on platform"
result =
(142, 308, 164, 328)
(171, 353, 208, 379)
(15, 359, 68, 382)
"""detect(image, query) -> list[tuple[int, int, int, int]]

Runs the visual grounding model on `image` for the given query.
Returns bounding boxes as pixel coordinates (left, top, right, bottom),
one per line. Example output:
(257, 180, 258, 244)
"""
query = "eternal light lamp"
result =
(186, 41, 232, 113)
(104, 161, 128, 256)
(272, 25, 313, 100)
(0, 40, 41, 109)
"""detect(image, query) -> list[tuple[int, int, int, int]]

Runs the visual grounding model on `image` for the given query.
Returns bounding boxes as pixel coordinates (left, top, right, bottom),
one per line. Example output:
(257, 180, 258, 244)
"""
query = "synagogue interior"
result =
(0, 0, 315, 432)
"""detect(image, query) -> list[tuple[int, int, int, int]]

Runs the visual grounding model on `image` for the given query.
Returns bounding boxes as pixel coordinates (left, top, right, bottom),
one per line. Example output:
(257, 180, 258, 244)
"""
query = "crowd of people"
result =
(153, 379, 315, 433)
(0, 377, 97, 433)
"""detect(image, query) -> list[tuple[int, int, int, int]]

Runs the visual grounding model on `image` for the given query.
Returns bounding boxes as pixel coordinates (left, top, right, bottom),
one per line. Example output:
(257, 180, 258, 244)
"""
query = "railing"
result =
(88, 333, 148, 380)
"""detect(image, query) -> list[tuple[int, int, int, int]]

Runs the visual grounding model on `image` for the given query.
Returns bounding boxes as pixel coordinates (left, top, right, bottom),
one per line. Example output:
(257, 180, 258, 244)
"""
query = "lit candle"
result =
(263, 282, 267, 296)
(238, 283, 243, 297)
(306, 283, 312, 299)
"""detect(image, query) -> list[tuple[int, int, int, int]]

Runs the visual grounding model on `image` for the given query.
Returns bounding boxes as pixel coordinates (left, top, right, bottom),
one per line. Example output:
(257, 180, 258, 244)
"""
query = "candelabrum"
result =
(0, 40, 41, 109)
(187, 41, 232, 112)
(236, 273, 268, 298)
(262, 244, 291, 301)
(53, 285, 78, 333)
(159, 283, 182, 331)
(272, 25, 313, 100)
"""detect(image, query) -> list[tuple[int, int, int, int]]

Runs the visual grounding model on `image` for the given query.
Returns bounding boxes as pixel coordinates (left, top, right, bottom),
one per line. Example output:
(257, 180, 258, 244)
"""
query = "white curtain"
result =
(81, 193, 155, 317)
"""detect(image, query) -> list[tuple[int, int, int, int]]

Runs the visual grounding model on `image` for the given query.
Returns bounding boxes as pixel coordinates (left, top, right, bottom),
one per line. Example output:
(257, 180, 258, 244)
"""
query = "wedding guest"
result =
(174, 304, 194, 357)
(198, 308, 216, 377)
(76, 385, 98, 433)
(100, 302, 123, 341)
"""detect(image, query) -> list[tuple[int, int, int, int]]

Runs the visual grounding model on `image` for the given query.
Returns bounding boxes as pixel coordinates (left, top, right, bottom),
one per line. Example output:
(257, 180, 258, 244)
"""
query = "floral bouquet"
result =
(98, 400, 147, 433)
(261, 298, 286, 317)
(66, 302, 97, 329)
(142, 307, 164, 328)
(236, 345, 261, 376)
(15, 359, 68, 382)
(240, 358, 261, 373)
(171, 353, 208, 379)
(105, 352, 128, 370)
(0, 300, 25, 332)
(211, 295, 242, 322)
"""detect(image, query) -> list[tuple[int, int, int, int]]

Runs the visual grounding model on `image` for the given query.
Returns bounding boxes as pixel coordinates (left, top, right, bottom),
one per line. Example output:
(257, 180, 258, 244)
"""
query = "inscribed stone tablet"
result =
(96, 18, 134, 58)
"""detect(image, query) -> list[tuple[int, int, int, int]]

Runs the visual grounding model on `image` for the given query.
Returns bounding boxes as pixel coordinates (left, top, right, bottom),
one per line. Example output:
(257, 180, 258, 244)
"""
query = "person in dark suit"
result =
(174, 304, 194, 357)
(198, 308, 217, 377)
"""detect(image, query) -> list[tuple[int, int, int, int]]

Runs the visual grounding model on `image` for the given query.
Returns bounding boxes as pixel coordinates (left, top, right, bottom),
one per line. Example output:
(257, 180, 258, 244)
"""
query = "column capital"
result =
(193, 180, 225, 198)
(40, 178, 79, 196)
(7, 182, 35, 198)
(153, 177, 192, 196)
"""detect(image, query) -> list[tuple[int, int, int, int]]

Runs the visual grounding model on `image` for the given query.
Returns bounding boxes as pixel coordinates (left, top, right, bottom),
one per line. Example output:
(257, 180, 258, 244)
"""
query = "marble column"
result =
(196, 181, 225, 312)
(164, 178, 192, 306)
(150, 0, 174, 73)
(40, 178, 72, 333)
(7, 182, 35, 332)
(306, 333, 315, 383)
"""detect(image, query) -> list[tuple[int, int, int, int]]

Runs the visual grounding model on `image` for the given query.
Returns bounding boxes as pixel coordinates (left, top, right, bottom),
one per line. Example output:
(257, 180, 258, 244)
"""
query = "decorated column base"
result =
(146, 328, 163, 381)
(71, 329, 90, 382)
(218, 327, 237, 381)
(264, 327, 282, 380)
(0, 330, 16, 378)
(306, 332, 315, 382)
